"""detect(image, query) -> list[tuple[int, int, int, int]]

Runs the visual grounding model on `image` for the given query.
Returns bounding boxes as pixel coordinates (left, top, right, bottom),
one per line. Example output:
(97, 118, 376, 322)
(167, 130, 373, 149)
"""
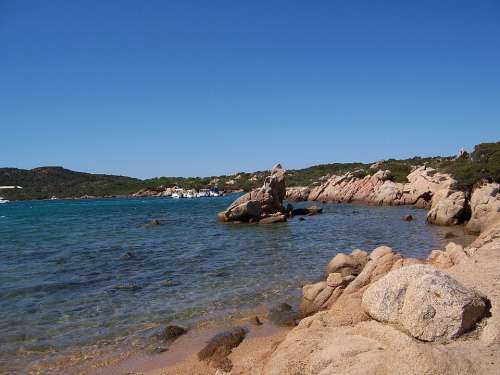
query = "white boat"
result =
(184, 190, 195, 198)
(0, 197, 9, 204)
(171, 192, 181, 199)
(209, 188, 221, 197)
(196, 189, 210, 198)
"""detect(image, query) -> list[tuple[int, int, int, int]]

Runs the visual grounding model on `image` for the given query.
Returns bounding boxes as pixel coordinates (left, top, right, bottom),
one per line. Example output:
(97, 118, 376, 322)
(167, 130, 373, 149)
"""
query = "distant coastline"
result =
(1, 142, 499, 201)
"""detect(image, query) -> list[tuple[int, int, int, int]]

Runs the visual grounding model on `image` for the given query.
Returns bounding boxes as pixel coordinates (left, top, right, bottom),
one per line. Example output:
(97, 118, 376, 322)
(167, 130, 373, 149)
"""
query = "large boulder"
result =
(466, 182, 500, 234)
(305, 246, 404, 323)
(362, 264, 487, 341)
(218, 164, 286, 222)
(218, 200, 262, 222)
(427, 189, 467, 225)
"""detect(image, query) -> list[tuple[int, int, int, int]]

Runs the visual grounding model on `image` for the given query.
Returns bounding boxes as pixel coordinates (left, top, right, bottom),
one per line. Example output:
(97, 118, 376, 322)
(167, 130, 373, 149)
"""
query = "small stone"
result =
(198, 327, 247, 362)
(403, 214, 413, 221)
(156, 325, 187, 342)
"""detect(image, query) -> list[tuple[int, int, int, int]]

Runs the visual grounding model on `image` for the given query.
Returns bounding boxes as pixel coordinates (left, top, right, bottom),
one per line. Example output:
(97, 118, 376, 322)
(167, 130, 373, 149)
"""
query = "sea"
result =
(0, 195, 472, 373)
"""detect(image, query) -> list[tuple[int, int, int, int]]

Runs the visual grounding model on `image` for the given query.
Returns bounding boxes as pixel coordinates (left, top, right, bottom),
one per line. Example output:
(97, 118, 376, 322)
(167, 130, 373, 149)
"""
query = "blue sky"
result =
(1, 0, 499, 178)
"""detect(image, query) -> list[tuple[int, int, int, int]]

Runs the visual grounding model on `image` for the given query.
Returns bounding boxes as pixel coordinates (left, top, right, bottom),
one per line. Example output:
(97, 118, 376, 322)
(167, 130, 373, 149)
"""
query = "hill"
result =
(0, 167, 143, 200)
(1, 142, 498, 200)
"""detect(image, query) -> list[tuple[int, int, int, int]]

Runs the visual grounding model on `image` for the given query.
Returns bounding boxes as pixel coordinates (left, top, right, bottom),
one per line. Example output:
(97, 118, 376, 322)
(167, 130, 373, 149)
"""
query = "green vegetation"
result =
(0, 167, 143, 200)
(1, 142, 498, 200)
(437, 142, 500, 189)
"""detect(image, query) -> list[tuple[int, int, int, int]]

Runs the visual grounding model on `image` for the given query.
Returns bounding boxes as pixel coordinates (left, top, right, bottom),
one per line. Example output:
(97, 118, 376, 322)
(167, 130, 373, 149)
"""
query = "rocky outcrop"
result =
(466, 182, 500, 234)
(263, 225, 500, 375)
(285, 186, 310, 202)
(307, 166, 467, 226)
(133, 186, 173, 197)
(426, 189, 466, 225)
(299, 246, 423, 318)
(362, 264, 487, 341)
(263, 313, 481, 375)
(218, 164, 286, 223)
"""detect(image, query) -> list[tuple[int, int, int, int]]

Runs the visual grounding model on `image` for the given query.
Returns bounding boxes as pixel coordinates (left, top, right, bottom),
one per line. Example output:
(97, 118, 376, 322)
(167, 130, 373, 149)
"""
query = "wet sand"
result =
(91, 317, 289, 375)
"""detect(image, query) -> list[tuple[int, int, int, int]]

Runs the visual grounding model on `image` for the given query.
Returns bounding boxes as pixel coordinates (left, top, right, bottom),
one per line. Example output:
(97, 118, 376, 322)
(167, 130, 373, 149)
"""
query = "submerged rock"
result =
(403, 214, 414, 221)
(362, 264, 488, 341)
(268, 303, 298, 326)
(119, 251, 134, 260)
(155, 325, 187, 342)
(291, 206, 323, 216)
(113, 282, 142, 291)
(160, 279, 179, 287)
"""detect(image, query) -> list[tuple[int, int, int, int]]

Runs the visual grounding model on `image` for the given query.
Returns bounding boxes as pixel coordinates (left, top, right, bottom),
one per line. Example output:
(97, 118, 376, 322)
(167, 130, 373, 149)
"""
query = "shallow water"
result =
(0, 196, 471, 373)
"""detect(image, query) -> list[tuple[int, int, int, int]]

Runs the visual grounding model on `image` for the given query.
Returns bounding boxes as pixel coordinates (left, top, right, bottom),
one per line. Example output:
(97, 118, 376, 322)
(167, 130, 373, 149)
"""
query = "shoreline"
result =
(25, 304, 293, 375)
(23, 224, 477, 375)
(144, 220, 500, 375)
(3, 167, 496, 375)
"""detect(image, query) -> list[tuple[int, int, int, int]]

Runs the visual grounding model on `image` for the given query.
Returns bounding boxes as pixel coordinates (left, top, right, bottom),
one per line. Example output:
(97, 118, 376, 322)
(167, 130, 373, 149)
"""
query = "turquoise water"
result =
(0, 196, 456, 372)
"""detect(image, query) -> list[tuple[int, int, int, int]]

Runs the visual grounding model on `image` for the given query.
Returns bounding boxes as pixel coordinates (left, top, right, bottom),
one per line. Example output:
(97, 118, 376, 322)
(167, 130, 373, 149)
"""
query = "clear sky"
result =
(1, 0, 499, 178)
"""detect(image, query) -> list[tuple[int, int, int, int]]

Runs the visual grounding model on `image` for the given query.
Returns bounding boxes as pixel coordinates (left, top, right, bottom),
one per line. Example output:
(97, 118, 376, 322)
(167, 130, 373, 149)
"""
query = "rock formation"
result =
(304, 166, 467, 226)
(263, 222, 500, 374)
(285, 186, 310, 202)
(466, 182, 500, 234)
(300, 246, 425, 318)
(362, 264, 487, 341)
(133, 186, 173, 197)
(218, 164, 286, 223)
